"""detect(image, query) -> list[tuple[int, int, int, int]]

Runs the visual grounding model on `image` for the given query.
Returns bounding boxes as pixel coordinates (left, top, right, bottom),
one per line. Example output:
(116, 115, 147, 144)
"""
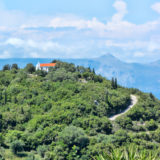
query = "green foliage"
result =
(116, 117, 133, 129)
(11, 64, 19, 70)
(3, 64, 11, 71)
(57, 126, 89, 149)
(25, 63, 35, 74)
(10, 140, 24, 155)
(111, 77, 117, 89)
(0, 60, 159, 159)
(145, 119, 158, 131)
(37, 145, 48, 158)
(95, 144, 159, 160)
(149, 92, 155, 101)
(0, 134, 4, 147)
(73, 116, 112, 135)
(35, 69, 47, 77)
(52, 126, 89, 159)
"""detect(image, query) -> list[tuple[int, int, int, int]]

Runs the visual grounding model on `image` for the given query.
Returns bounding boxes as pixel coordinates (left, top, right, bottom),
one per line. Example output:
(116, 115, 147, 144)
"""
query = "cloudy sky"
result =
(0, 0, 160, 63)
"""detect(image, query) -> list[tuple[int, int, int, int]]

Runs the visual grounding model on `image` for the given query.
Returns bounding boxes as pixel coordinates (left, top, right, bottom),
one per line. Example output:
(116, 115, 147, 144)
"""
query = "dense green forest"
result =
(0, 61, 160, 160)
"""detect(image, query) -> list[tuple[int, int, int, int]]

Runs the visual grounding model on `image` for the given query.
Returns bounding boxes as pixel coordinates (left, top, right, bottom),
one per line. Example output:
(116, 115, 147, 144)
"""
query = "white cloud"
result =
(0, 0, 158, 41)
(133, 51, 145, 57)
(4, 38, 64, 52)
(152, 2, 160, 14)
(106, 40, 148, 50)
(0, 51, 11, 58)
(112, 0, 127, 22)
(5, 38, 24, 47)
(0, 8, 25, 28)
(48, 0, 128, 31)
(106, 40, 160, 52)
(0, 1, 159, 62)
(49, 16, 106, 31)
(47, 0, 160, 41)
(0, 4, 51, 30)
(29, 52, 39, 58)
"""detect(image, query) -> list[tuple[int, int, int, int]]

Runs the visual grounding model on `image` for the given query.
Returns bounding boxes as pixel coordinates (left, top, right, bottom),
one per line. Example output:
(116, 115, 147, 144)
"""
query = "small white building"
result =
(36, 62, 56, 72)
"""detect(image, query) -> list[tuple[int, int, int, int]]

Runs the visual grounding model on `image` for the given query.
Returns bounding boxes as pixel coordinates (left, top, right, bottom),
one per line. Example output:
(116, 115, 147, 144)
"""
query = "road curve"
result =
(109, 95, 138, 121)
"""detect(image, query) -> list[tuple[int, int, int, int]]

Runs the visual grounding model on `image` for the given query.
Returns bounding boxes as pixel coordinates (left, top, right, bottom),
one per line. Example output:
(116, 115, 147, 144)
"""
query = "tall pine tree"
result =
(111, 77, 118, 89)
(4, 90, 7, 104)
(115, 78, 118, 89)
(92, 68, 95, 74)
(111, 77, 115, 89)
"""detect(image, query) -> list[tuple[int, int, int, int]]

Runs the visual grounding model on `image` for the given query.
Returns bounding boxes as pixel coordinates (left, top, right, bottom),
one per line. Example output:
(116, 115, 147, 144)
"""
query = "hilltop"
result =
(0, 61, 160, 159)
(0, 54, 160, 98)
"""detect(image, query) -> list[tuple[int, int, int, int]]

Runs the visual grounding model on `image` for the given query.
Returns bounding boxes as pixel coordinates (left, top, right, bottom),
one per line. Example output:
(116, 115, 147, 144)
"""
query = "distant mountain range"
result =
(0, 54, 160, 98)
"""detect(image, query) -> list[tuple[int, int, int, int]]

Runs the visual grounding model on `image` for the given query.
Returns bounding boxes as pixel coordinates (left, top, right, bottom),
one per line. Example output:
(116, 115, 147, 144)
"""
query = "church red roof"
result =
(40, 63, 56, 67)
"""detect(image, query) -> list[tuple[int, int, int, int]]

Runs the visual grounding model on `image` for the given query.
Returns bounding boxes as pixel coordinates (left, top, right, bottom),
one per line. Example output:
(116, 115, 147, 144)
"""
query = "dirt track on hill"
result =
(109, 95, 138, 121)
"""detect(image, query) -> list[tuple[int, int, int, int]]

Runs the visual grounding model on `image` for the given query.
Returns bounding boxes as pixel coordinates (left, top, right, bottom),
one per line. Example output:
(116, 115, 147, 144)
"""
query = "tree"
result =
(2, 64, 10, 71)
(149, 93, 155, 101)
(145, 119, 158, 131)
(11, 64, 19, 70)
(0, 133, 4, 146)
(53, 126, 89, 159)
(116, 117, 133, 129)
(37, 145, 48, 158)
(92, 68, 95, 74)
(57, 126, 89, 149)
(114, 129, 130, 145)
(111, 77, 118, 89)
(10, 140, 24, 155)
(3, 90, 7, 105)
(52, 59, 59, 63)
(0, 92, 2, 101)
(114, 78, 118, 89)
(111, 77, 115, 89)
(88, 67, 91, 72)
(0, 114, 3, 132)
(35, 70, 47, 77)
(20, 107, 24, 114)
(25, 63, 35, 74)
(106, 91, 109, 103)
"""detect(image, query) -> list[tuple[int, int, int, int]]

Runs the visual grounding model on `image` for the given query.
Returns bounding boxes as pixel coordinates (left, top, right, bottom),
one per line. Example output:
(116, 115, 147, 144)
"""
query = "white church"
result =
(36, 62, 56, 72)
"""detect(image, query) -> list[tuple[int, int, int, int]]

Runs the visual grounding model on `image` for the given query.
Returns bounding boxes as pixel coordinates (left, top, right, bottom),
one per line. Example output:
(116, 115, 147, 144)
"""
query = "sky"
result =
(0, 0, 160, 63)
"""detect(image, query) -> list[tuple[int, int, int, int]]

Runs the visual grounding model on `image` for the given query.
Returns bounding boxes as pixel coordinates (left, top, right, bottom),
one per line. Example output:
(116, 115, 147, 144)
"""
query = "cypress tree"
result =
(149, 93, 155, 101)
(92, 68, 95, 74)
(0, 92, 2, 100)
(0, 114, 3, 132)
(13, 96, 18, 104)
(21, 107, 24, 114)
(88, 67, 91, 72)
(115, 78, 118, 89)
(4, 90, 7, 104)
(106, 91, 109, 103)
(111, 77, 115, 89)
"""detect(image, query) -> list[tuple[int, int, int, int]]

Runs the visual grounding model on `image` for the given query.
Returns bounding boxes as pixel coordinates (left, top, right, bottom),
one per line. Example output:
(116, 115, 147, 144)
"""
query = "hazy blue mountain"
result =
(0, 54, 160, 98)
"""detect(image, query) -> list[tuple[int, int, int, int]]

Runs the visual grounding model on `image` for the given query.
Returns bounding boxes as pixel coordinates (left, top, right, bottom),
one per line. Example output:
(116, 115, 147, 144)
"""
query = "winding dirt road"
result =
(109, 95, 138, 121)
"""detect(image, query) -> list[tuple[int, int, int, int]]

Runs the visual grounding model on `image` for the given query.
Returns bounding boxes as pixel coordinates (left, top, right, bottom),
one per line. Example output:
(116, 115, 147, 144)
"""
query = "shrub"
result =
(37, 145, 48, 158)
(25, 63, 35, 74)
(116, 117, 133, 129)
(3, 64, 10, 71)
(10, 140, 24, 155)
(57, 126, 89, 149)
(145, 119, 158, 131)
(11, 64, 19, 70)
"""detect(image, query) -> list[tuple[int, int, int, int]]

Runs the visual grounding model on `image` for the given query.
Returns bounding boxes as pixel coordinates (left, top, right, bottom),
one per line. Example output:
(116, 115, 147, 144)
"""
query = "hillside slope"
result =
(109, 95, 138, 121)
(0, 61, 160, 159)
(0, 54, 160, 98)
